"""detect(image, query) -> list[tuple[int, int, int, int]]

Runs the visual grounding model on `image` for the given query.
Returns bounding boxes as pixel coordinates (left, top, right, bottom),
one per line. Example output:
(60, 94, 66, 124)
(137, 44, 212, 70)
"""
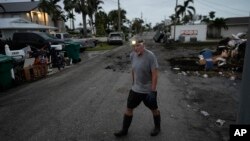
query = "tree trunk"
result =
(90, 16, 94, 35)
(43, 12, 47, 26)
(29, 11, 33, 22)
(82, 13, 87, 37)
(71, 10, 75, 30)
(53, 20, 58, 31)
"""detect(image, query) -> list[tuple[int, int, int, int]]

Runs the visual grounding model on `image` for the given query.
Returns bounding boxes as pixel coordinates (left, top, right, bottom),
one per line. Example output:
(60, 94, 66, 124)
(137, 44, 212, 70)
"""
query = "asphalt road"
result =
(0, 32, 240, 141)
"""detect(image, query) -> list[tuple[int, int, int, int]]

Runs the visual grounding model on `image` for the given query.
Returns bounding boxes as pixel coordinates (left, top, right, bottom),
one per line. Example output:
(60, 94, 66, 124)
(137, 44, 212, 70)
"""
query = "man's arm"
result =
(151, 68, 158, 91)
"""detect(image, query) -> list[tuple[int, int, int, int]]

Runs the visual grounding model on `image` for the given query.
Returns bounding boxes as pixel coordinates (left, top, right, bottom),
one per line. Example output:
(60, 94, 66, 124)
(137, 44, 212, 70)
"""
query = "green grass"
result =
(85, 43, 118, 51)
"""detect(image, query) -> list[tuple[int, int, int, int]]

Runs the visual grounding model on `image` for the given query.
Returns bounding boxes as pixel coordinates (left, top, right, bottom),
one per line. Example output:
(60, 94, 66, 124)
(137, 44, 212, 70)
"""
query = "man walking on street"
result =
(114, 37, 161, 137)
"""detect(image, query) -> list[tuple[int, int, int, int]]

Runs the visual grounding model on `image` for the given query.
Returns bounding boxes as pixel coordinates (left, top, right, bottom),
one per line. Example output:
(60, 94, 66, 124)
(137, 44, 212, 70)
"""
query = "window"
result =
(56, 34, 61, 39)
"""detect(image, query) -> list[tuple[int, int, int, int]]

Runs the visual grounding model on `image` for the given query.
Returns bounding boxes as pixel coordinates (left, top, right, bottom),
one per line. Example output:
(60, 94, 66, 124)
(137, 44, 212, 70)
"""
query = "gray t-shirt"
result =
(130, 49, 159, 94)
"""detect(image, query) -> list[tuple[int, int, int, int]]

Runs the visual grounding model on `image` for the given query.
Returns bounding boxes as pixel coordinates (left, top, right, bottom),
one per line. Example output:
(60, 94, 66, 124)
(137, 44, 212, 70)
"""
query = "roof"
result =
(0, 18, 56, 30)
(225, 17, 250, 25)
(0, 1, 40, 13)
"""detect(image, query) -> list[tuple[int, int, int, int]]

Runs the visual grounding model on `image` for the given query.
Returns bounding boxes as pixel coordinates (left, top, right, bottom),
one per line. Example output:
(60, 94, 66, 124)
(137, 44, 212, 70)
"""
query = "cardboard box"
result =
(23, 58, 48, 81)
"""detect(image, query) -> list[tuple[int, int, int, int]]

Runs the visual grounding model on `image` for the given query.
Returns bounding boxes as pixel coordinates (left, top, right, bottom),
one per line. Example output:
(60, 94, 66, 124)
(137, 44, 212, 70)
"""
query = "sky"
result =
(1, 0, 250, 27)
(101, 0, 250, 25)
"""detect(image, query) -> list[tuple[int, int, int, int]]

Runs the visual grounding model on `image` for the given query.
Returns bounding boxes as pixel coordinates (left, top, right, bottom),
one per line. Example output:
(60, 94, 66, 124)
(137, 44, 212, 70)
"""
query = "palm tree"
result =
(95, 11, 108, 36)
(212, 18, 228, 38)
(108, 9, 127, 31)
(145, 23, 152, 31)
(87, 0, 104, 34)
(169, 14, 181, 25)
(131, 18, 144, 34)
(0, 4, 5, 12)
(73, 0, 90, 37)
(51, 8, 66, 28)
(209, 11, 215, 20)
(200, 11, 227, 38)
(38, 0, 50, 25)
(67, 12, 75, 30)
(201, 11, 216, 24)
(64, 0, 76, 30)
(201, 15, 209, 24)
(175, 0, 195, 23)
(38, 0, 64, 27)
(202, 11, 227, 38)
(169, 14, 175, 24)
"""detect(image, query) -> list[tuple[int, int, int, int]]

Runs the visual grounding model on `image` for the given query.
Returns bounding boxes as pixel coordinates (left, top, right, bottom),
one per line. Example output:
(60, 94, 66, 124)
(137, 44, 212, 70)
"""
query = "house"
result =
(170, 17, 249, 41)
(0, 1, 65, 33)
(0, 17, 56, 40)
(171, 24, 207, 42)
(221, 17, 249, 38)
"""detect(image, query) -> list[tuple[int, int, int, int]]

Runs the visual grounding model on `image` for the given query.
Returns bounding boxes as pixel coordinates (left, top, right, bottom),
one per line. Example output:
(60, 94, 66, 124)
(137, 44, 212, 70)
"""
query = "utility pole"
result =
(118, 0, 121, 31)
(173, 0, 178, 41)
(237, 17, 250, 124)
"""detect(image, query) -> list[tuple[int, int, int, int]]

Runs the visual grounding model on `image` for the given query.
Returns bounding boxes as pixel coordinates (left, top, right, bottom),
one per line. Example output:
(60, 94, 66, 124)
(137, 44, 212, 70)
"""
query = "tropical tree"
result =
(145, 23, 152, 31)
(175, 0, 195, 23)
(201, 11, 215, 24)
(64, 0, 76, 30)
(212, 17, 228, 37)
(67, 12, 76, 30)
(38, 0, 50, 25)
(108, 9, 127, 31)
(209, 11, 215, 20)
(38, 0, 65, 27)
(169, 14, 175, 24)
(74, 0, 88, 37)
(201, 11, 228, 38)
(51, 8, 66, 28)
(169, 14, 180, 25)
(131, 18, 144, 34)
(87, 0, 104, 34)
(0, 4, 5, 12)
(95, 11, 108, 36)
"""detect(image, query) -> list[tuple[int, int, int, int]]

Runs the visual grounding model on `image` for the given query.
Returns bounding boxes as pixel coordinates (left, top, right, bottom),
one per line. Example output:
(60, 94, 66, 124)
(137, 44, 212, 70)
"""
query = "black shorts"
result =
(127, 89, 158, 110)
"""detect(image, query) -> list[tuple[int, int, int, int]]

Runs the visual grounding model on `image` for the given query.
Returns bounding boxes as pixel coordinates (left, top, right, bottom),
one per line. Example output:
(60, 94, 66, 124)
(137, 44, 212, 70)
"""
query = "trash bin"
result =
(179, 35, 185, 42)
(64, 42, 81, 63)
(190, 37, 197, 42)
(0, 54, 13, 89)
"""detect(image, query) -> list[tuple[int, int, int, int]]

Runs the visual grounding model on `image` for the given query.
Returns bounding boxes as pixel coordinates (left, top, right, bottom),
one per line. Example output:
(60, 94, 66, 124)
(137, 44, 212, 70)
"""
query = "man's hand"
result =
(146, 91, 157, 104)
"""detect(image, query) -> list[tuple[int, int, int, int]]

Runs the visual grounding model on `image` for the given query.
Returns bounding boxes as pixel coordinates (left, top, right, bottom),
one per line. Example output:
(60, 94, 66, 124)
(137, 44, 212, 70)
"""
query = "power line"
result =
(197, 0, 247, 15)
(204, 0, 249, 13)
(196, 0, 245, 17)
(107, 0, 117, 4)
(103, 0, 118, 11)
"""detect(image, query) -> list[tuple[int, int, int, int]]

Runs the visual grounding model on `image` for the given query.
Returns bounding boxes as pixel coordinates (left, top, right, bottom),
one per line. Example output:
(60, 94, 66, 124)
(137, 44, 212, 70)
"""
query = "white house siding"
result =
(221, 25, 248, 38)
(0, 9, 58, 30)
(0, 12, 43, 25)
(171, 24, 207, 42)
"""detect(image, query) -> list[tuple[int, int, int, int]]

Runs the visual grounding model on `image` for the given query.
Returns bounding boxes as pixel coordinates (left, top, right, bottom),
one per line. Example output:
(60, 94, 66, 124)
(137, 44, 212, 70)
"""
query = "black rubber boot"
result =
(114, 115, 133, 137)
(150, 114, 161, 136)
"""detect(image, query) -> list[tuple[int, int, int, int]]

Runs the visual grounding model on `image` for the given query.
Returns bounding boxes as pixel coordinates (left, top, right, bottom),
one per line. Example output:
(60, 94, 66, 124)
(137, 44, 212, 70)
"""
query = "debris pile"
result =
(104, 53, 131, 73)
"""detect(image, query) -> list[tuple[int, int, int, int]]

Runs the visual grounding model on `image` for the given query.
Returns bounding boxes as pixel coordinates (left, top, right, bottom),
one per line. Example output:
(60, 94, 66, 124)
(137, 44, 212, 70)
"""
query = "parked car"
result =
(12, 31, 65, 51)
(50, 32, 97, 52)
(50, 32, 72, 41)
(107, 32, 125, 45)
